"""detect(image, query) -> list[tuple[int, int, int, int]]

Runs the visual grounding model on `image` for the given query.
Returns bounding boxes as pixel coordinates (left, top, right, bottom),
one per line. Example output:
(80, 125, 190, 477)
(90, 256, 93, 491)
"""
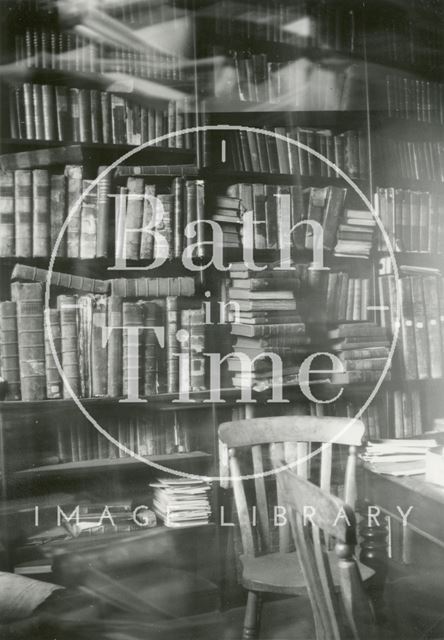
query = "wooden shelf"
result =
(0, 142, 196, 170)
(202, 170, 368, 188)
(14, 451, 212, 478)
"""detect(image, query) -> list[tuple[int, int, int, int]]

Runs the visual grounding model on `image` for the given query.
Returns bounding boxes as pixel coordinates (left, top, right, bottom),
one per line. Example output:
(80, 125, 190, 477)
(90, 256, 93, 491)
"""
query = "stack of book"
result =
(360, 439, 437, 476)
(0, 275, 205, 401)
(211, 192, 243, 249)
(225, 263, 311, 390)
(334, 208, 376, 258)
(375, 187, 444, 254)
(328, 322, 391, 384)
(150, 478, 212, 528)
(7, 83, 193, 148)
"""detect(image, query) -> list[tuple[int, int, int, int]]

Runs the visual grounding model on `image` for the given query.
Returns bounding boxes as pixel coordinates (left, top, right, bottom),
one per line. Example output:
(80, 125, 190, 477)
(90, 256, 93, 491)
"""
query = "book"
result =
(125, 177, 145, 260)
(79, 180, 98, 259)
(11, 264, 109, 294)
(107, 296, 123, 398)
(0, 301, 21, 400)
(49, 173, 66, 257)
(57, 294, 81, 398)
(96, 166, 111, 258)
(0, 171, 14, 256)
(11, 282, 46, 401)
(44, 309, 63, 399)
(165, 296, 179, 394)
(122, 301, 144, 399)
(32, 169, 50, 257)
(65, 165, 83, 258)
(14, 169, 32, 257)
(91, 296, 108, 397)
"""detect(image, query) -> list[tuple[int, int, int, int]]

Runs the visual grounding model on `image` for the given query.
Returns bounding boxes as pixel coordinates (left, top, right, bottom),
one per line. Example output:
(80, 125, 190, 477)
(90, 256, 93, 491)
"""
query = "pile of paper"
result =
(150, 478, 211, 527)
(360, 439, 437, 476)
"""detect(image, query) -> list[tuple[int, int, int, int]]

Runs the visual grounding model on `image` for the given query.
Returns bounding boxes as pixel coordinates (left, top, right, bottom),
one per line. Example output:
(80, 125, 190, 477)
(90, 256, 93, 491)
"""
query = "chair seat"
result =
(240, 552, 374, 595)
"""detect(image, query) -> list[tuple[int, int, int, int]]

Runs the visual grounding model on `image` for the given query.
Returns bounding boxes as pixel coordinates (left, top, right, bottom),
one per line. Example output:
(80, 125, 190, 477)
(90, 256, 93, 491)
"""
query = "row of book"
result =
(53, 412, 192, 465)
(150, 478, 212, 528)
(328, 322, 391, 385)
(375, 187, 444, 254)
(7, 83, 194, 147)
(378, 274, 444, 381)
(207, 0, 359, 51)
(0, 169, 207, 260)
(385, 75, 444, 124)
(208, 1, 443, 69)
(211, 183, 347, 253)
(213, 49, 353, 110)
(0, 166, 111, 259)
(15, 28, 188, 81)
(360, 437, 434, 476)
(0, 282, 206, 401)
(374, 136, 444, 183)
(324, 273, 373, 323)
(116, 177, 204, 260)
(218, 128, 368, 179)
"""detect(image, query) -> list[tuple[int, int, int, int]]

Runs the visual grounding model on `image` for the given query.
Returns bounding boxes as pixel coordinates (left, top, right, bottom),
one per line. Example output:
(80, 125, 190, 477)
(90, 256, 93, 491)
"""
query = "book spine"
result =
(165, 296, 179, 393)
(78, 89, 92, 142)
(173, 177, 184, 258)
(65, 165, 83, 258)
(42, 85, 56, 141)
(32, 169, 50, 257)
(122, 301, 143, 399)
(11, 282, 46, 401)
(23, 83, 35, 139)
(0, 171, 15, 256)
(125, 177, 145, 260)
(0, 301, 21, 400)
(79, 179, 97, 259)
(400, 277, 418, 380)
(55, 85, 70, 142)
(107, 296, 123, 398)
(189, 307, 206, 391)
(57, 294, 81, 397)
(179, 308, 191, 395)
(50, 173, 66, 258)
(411, 276, 430, 379)
(422, 276, 443, 379)
(14, 170, 32, 257)
(33, 84, 44, 140)
(143, 301, 159, 396)
(140, 184, 156, 260)
(44, 308, 63, 399)
(91, 295, 108, 397)
(11, 263, 108, 294)
(95, 166, 111, 258)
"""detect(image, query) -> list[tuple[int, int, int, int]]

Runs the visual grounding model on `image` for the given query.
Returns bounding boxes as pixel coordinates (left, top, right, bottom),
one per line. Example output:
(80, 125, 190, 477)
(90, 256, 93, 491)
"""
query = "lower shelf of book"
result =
(13, 451, 213, 478)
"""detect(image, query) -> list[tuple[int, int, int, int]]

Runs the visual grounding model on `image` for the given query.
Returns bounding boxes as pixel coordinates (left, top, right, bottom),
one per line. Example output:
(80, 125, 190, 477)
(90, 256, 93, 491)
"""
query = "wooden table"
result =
(359, 464, 444, 619)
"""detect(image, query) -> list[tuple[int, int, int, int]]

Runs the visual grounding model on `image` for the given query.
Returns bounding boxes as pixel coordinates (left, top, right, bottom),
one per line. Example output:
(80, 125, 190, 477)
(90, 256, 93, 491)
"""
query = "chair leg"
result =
(242, 591, 262, 639)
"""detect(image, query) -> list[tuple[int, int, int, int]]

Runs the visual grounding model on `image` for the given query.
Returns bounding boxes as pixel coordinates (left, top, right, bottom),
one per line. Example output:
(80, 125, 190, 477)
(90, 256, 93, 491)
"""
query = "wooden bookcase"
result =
(0, 0, 443, 602)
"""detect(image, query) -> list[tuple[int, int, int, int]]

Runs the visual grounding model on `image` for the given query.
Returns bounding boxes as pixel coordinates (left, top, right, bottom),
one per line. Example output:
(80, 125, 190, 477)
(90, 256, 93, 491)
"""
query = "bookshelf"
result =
(0, 0, 443, 605)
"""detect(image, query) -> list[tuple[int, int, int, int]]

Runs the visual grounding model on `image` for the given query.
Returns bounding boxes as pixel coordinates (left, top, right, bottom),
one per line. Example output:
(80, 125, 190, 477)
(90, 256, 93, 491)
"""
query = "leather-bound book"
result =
(65, 165, 83, 258)
(44, 308, 63, 399)
(14, 169, 32, 257)
(57, 294, 80, 398)
(143, 301, 159, 397)
(79, 179, 97, 259)
(122, 301, 143, 399)
(140, 183, 156, 260)
(32, 169, 50, 257)
(165, 296, 179, 394)
(95, 166, 111, 258)
(50, 173, 66, 257)
(91, 295, 108, 397)
(0, 171, 14, 257)
(125, 177, 145, 260)
(0, 301, 21, 400)
(173, 177, 184, 258)
(11, 282, 46, 401)
(107, 296, 123, 398)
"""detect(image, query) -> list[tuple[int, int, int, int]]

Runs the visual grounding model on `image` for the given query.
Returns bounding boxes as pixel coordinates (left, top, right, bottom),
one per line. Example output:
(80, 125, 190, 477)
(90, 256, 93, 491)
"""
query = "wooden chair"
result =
(218, 415, 373, 639)
(277, 468, 378, 640)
